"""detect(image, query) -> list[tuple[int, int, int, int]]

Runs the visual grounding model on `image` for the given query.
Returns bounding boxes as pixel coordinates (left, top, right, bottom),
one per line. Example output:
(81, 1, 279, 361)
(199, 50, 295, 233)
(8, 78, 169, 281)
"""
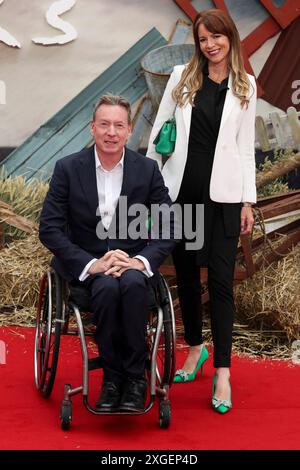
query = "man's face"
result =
(90, 104, 132, 158)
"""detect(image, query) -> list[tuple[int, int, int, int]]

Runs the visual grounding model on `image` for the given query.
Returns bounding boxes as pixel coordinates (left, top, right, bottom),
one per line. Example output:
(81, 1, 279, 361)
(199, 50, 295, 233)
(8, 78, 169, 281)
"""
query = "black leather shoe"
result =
(119, 378, 147, 412)
(95, 381, 122, 412)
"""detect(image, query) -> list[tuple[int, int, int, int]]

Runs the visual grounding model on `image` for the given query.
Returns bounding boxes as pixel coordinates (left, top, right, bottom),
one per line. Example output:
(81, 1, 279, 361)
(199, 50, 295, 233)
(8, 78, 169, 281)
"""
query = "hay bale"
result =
(234, 242, 300, 342)
(0, 199, 38, 233)
(0, 171, 48, 240)
(0, 232, 51, 325)
(175, 238, 300, 358)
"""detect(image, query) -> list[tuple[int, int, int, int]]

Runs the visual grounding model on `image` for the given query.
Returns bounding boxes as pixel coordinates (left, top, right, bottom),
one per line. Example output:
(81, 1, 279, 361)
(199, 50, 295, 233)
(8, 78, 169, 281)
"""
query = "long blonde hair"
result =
(172, 9, 252, 108)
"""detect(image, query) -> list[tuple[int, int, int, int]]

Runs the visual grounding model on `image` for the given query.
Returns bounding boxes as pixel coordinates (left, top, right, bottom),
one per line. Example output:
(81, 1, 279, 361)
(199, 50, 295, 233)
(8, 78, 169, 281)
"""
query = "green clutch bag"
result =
(153, 118, 176, 156)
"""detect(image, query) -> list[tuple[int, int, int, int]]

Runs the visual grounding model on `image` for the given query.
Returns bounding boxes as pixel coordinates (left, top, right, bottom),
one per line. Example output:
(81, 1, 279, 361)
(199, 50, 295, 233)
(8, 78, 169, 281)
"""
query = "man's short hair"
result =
(93, 94, 132, 123)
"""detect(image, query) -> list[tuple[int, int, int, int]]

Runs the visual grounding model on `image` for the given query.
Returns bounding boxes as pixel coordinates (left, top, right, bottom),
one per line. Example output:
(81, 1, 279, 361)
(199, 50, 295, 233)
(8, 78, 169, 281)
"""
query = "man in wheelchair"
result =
(39, 94, 178, 413)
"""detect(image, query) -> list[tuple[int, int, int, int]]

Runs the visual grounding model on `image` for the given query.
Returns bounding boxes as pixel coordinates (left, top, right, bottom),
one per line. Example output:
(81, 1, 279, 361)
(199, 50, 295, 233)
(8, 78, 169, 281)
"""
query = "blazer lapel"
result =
(182, 100, 192, 137)
(76, 147, 138, 230)
(180, 70, 237, 137)
(109, 148, 138, 231)
(76, 147, 99, 218)
(119, 147, 138, 198)
(219, 72, 237, 133)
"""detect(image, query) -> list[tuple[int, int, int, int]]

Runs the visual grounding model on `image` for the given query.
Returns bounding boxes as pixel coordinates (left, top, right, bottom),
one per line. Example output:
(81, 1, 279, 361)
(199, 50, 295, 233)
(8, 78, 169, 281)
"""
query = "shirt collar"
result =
(94, 145, 125, 171)
(219, 77, 229, 92)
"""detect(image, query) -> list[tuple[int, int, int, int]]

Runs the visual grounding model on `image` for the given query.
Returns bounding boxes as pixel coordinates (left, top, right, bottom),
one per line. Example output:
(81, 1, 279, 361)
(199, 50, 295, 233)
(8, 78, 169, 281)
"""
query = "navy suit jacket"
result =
(39, 146, 177, 281)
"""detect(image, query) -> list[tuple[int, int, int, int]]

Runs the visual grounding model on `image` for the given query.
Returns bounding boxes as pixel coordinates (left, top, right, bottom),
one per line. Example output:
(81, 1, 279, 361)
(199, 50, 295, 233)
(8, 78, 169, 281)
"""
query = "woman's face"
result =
(198, 23, 230, 65)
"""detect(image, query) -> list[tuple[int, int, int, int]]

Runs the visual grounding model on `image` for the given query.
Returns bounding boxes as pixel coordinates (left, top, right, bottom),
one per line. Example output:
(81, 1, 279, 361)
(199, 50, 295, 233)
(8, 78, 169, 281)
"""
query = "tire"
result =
(34, 271, 63, 398)
(149, 274, 176, 388)
(158, 274, 176, 386)
(60, 399, 72, 430)
(159, 399, 171, 429)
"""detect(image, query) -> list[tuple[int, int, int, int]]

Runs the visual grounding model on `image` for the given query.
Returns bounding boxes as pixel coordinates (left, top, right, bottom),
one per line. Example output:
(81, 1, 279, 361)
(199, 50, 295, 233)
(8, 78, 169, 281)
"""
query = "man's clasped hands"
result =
(88, 249, 145, 277)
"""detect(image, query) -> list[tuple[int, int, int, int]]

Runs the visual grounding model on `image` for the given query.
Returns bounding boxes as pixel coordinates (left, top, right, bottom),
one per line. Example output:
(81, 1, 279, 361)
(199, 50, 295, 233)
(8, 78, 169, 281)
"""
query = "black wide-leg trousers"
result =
(84, 269, 150, 383)
(172, 204, 239, 368)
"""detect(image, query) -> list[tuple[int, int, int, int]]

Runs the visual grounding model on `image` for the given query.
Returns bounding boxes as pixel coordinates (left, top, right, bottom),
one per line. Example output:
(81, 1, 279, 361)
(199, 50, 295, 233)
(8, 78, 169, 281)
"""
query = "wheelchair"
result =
(34, 269, 176, 430)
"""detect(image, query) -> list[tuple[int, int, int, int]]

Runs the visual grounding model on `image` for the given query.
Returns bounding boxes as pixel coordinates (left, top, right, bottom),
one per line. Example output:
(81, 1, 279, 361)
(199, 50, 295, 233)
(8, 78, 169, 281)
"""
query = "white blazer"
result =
(146, 65, 257, 204)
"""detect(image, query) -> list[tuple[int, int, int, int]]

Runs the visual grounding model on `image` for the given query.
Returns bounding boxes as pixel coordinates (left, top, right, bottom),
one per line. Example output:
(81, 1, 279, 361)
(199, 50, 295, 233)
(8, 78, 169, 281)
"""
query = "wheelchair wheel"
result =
(60, 384, 72, 430)
(34, 271, 63, 398)
(149, 274, 176, 388)
(159, 399, 171, 429)
(61, 402, 72, 431)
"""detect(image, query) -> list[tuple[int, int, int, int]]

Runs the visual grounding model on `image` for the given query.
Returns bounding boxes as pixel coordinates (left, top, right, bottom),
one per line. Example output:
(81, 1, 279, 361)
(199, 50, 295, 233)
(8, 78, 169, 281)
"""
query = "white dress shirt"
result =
(79, 146, 153, 281)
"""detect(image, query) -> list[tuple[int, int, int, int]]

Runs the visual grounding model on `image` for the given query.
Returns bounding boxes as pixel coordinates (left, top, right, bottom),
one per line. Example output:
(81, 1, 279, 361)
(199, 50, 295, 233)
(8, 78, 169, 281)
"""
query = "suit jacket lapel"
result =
(76, 147, 138, 231)
(119, 147, 137, 198)
(76, 147, 99, 218)
(181, 71, 237, 138)
(108, 147, 138, 232)
(219, 72, 238, 133)
(182, 100, 192, 137)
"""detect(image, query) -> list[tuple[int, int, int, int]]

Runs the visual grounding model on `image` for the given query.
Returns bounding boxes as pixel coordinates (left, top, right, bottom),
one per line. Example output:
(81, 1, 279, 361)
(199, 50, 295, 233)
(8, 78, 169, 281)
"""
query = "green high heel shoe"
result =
(211, 372, 232, 414)
(173, 345, 209, 383)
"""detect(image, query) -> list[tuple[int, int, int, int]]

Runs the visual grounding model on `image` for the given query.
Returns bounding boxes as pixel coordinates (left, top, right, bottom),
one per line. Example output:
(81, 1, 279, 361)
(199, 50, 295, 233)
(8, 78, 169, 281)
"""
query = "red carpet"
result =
(0, 326, 299, 450)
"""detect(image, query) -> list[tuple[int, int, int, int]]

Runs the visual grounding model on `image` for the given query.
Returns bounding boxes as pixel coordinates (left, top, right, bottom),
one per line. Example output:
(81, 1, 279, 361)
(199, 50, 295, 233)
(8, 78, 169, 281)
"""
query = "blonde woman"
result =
(147, 9, 256, 413)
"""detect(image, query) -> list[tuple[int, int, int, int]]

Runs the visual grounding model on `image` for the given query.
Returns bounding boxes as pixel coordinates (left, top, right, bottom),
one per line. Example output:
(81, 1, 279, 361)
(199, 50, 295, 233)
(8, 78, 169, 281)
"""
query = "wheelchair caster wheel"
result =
(159, 399, 171, 429)
(60, 400, 72, 430)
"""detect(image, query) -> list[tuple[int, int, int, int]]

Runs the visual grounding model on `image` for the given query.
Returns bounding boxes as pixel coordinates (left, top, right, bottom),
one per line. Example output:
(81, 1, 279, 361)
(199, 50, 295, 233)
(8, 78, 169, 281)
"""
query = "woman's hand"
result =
(240, 206, 254, 236)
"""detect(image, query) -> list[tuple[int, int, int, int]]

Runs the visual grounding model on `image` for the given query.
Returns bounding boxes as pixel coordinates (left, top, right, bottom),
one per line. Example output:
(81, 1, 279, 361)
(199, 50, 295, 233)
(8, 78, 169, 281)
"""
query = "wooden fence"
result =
(255, 106, 300, 151)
